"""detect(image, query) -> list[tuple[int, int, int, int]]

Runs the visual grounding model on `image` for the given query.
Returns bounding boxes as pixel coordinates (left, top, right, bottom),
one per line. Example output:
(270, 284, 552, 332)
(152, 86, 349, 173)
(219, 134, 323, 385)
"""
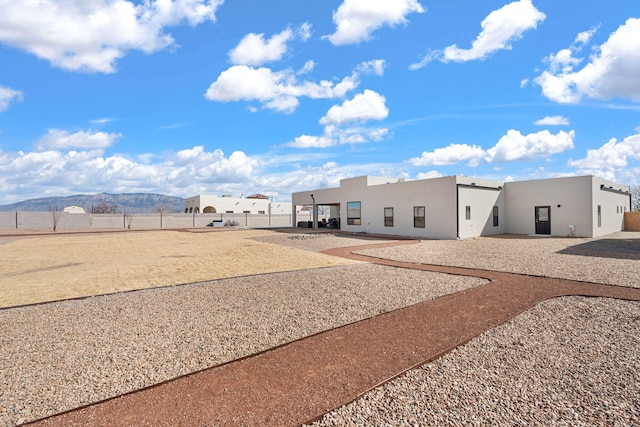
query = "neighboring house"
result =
(291, 175, 631, 239)
(63, 205, 86, 214)
(184, 194, 293, 215)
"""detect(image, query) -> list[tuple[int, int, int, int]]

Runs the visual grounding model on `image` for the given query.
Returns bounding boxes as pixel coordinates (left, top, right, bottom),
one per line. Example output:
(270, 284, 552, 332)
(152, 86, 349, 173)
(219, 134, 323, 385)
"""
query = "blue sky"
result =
(0, 0, 639, 204)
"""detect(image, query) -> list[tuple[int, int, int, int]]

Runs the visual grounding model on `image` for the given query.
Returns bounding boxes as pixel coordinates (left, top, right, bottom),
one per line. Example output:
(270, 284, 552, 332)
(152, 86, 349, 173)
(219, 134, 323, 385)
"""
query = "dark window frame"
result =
(493, 206, 499, 227)
(413, 206, 425, 228)
(347, 201, 362, 225)
(384, 207, 394, 227)
(465, 205, 471, 220)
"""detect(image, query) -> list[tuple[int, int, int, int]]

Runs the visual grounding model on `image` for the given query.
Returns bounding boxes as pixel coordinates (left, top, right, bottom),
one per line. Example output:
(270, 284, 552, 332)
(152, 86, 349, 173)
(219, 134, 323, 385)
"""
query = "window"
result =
(493, 206, 499, 227)
(347, 201, 361, 225)
(597, 205, 602, 227)
(384, 207, 394, 227)
(465, 206, 471, 220)
(226, 210, 234, 214)
(258, 210, 265, 215)
(413, 206, 425, 228)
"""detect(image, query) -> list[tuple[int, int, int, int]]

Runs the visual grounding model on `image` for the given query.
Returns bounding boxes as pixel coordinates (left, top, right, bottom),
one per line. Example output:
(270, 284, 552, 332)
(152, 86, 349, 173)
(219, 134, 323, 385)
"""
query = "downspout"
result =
(455, 185, 460, 239)
(310, 194, 316, 230)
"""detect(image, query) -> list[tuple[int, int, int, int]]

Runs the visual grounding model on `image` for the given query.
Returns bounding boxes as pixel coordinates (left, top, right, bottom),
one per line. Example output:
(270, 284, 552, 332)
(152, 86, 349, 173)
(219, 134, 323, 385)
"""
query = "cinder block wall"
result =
(0, 212, 296, 230)
(624, 212, 640, 231)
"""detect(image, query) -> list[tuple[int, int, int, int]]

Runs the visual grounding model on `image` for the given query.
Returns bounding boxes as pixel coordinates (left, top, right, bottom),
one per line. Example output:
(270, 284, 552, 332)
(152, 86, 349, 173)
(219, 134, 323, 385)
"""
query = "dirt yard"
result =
(0, 229, 358, 308)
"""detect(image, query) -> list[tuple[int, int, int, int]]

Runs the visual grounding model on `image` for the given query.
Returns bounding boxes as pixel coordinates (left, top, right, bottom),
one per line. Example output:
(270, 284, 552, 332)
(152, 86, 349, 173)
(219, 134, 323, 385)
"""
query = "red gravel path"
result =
(25, 241, 640, 427)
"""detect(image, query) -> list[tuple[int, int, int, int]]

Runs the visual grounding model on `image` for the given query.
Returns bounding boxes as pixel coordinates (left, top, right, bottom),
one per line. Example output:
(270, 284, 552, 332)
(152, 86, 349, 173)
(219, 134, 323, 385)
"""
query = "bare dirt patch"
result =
(0, 229, 358, 308)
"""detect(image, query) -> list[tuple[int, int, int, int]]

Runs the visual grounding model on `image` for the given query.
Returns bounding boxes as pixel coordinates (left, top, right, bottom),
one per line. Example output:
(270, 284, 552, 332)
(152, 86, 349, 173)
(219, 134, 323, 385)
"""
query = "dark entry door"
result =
(535, 206, 551, 234)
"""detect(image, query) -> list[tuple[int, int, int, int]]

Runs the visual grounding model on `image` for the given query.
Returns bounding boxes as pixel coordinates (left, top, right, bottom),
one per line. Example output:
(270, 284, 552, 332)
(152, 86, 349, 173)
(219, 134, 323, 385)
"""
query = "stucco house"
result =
(291, 175, 631, 239)
(184, 194, 292, 215)
(63, 205, 86, 214)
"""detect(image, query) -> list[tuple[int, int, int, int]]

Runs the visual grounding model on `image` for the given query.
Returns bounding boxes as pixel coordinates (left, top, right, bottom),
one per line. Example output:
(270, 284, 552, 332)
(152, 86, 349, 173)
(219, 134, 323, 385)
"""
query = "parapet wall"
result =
(624, 212, 640, 231)
(0, 212, 308, 231)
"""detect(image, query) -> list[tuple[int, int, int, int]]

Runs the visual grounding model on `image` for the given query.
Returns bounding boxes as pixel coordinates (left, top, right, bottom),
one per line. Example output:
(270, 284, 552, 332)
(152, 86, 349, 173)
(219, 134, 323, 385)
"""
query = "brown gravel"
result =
(16, 236, 640, 427)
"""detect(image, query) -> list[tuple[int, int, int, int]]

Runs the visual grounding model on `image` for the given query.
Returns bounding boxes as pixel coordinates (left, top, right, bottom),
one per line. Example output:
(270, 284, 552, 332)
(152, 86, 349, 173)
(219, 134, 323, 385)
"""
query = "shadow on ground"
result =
(558, 238, 640, 260)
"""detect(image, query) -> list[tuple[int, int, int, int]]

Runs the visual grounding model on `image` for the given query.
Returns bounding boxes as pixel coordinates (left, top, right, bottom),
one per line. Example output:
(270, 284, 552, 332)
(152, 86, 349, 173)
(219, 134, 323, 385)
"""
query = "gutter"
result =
(599, 184, 630, 196)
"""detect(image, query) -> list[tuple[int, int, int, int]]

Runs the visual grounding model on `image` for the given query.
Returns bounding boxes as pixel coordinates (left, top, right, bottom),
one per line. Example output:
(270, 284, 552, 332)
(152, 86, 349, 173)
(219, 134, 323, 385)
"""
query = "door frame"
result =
(534, 206, 551, 235)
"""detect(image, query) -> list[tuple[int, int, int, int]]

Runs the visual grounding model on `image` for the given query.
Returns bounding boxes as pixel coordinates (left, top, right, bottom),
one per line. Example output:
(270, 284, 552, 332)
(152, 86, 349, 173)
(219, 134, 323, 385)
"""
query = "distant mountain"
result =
(0, 193, 184, 213)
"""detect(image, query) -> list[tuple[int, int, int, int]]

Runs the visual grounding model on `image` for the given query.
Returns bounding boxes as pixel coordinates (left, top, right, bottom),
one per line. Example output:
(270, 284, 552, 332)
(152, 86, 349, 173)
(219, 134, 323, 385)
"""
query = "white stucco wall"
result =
(457, 179, 505, 238)
(355, 176, 459, 239)
(293, 174, 629, 239)
(63, 205, 87, 214)
(591, 177, 631, 237)
(504, 176, 630, 238)
(184, 195, 292, 215)
(504, 176, 593, 237)
(293, 175, 505, 239)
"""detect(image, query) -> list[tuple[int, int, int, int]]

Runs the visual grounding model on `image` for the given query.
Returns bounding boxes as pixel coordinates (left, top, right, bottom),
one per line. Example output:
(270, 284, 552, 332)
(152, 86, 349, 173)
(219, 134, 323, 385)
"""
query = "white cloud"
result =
(229, 28, 293, 66)
(288, 90, 389, 148)
(204, 65, 359, 113)
(326, 0, 425, 46)
(416, 170, 444, 180)
(34, 129, 122, 151)
(568, 134, 640, 182)
(254, 159, 409, 199)
(298, 60, 315, 75)
(409, 144, 485, 167)
(534, 116, 570, 126)
(408, 50, 440, 70)
(0, 143, 261, 203)
(405, 129, 575, 168)
(0, 134, 415, 204)
(288, 125, 389, 149)
(485, 129, 575, 162)
(441, 0, 545, 63)
(320, 90, 388, 125)
(0, 86, 23, 112)
(90, 118, 116, 125)
(297, 22, 312, 41)
(288, 135, 335, 149)
(0, 0, 223, 73)
(574, 27, 599, 46)
(356, 59, 386, 76)
(333, 126, 389, 145)
(535, 18, 640, 103)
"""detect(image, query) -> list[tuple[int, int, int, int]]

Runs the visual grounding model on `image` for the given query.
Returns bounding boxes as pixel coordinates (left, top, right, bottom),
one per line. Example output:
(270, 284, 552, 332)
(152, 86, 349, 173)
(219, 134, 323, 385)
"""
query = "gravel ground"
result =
(356, 232, 640, 288)
(1, 232, 638, 426)
(309, 297, 640, 426)
(0, 234, 483, 426)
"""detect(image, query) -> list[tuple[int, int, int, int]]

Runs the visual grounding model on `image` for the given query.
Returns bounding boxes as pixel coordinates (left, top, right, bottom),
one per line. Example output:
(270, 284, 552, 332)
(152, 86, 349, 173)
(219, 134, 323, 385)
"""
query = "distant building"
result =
(183, 195, 293, 215)
(63, 205, 86, 214)
(292, 175, 631, 239)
